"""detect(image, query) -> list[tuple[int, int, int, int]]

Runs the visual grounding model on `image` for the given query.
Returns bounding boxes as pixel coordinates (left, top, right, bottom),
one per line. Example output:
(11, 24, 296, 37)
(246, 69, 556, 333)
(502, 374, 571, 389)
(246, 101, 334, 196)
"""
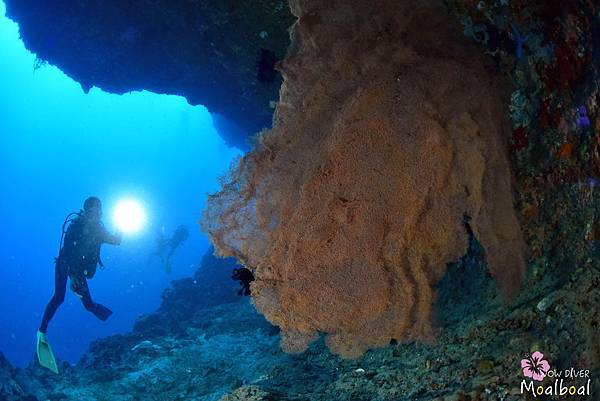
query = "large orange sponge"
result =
(203, 0, 526, 358)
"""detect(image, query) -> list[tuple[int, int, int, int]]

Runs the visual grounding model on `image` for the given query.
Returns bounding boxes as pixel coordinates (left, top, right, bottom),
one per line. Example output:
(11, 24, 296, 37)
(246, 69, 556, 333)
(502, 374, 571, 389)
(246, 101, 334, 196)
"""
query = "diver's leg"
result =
(79, 280, 113, 321)
(166, 245, 177, 262)
(39, 262, 68, 333)
(165, 247, 176, 274)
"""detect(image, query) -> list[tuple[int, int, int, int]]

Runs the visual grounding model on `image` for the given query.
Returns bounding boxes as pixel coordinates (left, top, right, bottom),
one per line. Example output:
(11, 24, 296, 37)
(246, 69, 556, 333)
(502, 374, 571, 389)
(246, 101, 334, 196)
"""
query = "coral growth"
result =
(447, 0, 600, 281)
(204, 0, 526, 357)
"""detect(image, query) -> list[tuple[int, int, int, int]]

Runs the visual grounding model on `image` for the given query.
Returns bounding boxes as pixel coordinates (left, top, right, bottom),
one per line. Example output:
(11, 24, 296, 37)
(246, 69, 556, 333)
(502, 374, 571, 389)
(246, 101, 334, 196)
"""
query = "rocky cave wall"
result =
(6, 0, 598, 362)
(447, 0, 600, 280)
(3, 0, 295, 149)
(203, 0, 526, 357)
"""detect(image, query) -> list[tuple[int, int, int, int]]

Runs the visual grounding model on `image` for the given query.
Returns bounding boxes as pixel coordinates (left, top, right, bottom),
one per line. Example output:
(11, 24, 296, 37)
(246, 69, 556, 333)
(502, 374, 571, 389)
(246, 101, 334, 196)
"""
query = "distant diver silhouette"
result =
(38, 196, 122, 373)
(148, 225, 189, 274)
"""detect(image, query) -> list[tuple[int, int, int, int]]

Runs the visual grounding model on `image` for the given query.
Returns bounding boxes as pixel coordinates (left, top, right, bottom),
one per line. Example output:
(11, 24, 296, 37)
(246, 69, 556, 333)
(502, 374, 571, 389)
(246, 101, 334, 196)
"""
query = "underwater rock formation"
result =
(3, 0, 295, 149)
(204, 0, 526, 357)
(447, 0, 600, 281)
(0, 351, 38, 401)
(159, 249, 242, 312)
(133, 248, 243, 337)
(6, 262, 600, 401)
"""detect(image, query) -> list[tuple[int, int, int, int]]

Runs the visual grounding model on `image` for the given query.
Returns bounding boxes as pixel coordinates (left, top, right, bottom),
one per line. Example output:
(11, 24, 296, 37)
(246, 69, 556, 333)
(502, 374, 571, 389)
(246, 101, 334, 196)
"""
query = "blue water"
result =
(0, 1, 242, 367)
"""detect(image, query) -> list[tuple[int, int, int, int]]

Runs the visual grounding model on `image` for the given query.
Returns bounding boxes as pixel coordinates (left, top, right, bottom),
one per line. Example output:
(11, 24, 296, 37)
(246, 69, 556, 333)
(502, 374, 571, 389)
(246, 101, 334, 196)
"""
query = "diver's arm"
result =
(99, 225, 122, 245)
(106, 232, 122, 245)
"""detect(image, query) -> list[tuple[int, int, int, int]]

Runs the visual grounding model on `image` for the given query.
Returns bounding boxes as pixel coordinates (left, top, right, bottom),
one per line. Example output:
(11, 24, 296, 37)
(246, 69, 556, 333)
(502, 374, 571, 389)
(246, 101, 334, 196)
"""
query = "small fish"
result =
(557, 142, 573, 159)
(577, 106, 591, 128)
(511, 24, 531, 60)
(511, 127, 528, 151)
(586, 177, 599, 189)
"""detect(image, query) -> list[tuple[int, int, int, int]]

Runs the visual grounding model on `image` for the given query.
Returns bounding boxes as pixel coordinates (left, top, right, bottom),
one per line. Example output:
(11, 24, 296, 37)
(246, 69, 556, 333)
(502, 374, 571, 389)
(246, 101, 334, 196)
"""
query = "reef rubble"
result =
(1, 245, 598, 401)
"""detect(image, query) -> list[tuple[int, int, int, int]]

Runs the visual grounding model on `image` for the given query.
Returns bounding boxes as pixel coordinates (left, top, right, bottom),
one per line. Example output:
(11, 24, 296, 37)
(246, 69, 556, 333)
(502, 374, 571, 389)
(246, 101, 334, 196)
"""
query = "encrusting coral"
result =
(203, 0, 526, 357)
(447, 0, 600, 283)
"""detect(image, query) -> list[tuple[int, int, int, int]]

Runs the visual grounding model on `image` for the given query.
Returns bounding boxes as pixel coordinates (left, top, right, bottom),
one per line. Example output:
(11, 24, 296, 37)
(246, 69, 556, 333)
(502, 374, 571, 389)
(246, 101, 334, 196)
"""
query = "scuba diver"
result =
(148, 225, 189, 274)
(37, 196, 122, 373)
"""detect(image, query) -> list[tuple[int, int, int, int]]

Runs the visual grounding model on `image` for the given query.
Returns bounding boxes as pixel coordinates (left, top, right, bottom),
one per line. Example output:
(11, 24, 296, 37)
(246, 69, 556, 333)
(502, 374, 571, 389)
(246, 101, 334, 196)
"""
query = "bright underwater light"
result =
(112, 198, 146, 234)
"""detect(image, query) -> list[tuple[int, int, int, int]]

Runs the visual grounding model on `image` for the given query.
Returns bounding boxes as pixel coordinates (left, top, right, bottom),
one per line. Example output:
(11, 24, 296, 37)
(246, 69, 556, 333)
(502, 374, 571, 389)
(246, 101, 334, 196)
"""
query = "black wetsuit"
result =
(40, 214, 121, 333)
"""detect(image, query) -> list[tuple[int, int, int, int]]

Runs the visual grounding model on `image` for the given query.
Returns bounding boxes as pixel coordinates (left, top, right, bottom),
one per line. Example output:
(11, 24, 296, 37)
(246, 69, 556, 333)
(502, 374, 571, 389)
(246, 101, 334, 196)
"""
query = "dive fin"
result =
(92, 304, 113, 321)
(36, 331, 59, 374)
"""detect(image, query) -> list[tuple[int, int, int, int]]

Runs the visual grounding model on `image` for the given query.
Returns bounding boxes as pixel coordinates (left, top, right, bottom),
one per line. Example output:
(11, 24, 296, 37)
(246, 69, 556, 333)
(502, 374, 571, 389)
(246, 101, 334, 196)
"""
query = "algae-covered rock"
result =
(0, 352, 36, 401)
(0, 365, 22, 399)
(219, 385, 279, 401)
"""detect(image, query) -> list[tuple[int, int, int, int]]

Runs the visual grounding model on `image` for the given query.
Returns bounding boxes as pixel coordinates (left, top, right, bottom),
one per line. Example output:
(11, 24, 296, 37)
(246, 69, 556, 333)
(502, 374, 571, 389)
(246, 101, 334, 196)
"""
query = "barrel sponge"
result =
(203, 0, 525, 357)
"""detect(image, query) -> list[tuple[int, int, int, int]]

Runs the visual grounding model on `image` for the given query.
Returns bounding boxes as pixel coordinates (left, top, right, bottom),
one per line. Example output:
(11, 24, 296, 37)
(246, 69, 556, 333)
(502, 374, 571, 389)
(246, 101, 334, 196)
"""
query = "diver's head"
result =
(83, 196, 102, 220)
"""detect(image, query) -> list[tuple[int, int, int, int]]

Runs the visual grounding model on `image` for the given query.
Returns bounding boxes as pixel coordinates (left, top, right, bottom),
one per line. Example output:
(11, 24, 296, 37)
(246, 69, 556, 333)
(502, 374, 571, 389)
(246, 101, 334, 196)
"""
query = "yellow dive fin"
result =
(36, 331, 58, 374)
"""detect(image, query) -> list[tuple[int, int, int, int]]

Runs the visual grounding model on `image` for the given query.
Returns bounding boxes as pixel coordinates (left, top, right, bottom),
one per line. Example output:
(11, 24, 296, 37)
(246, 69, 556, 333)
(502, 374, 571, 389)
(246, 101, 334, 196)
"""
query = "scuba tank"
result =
(56, 211, 81, 262)
(55, 210, 105, 277)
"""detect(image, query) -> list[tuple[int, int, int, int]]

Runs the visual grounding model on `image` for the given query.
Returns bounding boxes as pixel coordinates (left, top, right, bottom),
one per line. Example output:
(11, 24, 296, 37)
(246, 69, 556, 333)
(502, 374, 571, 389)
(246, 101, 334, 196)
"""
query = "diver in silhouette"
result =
(37, 196, 122, 373)
(40, 196, 122, 332)
(148, 225, 189, 274)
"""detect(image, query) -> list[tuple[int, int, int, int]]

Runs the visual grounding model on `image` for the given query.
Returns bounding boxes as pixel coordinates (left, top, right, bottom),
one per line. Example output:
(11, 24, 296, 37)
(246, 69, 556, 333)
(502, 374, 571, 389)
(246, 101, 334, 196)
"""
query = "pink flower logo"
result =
(521, 351, 550, 381)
